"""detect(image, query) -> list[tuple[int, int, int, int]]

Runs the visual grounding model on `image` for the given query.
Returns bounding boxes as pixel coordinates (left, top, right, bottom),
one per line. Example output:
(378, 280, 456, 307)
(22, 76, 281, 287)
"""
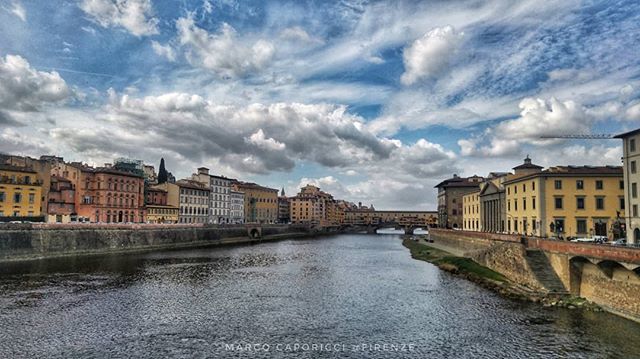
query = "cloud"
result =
(0, 55, 71, 114)
(79, 0, 159, 36)
(279, 26, 323, 45)
(495, 97, 590, 142)
(245, 129, 286, 151)
(400, 26, 464, 85)
(176, 17, 275, 78)
(151, 41, 176, 62)
(9, 1, 26, 21)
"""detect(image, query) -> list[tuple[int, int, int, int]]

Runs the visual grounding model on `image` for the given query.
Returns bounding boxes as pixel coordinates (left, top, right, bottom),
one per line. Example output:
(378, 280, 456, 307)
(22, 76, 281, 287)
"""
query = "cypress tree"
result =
(158, 158, 168, 184)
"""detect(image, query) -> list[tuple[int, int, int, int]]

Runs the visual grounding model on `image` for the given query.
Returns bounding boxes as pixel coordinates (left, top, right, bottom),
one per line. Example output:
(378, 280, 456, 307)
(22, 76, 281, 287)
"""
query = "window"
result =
(576, 197, 585, 210)
(620, 180, 625, 190)
(515, 200, 518, 211)
(554, 180, 562, 190)
(14, 193, 21, 203)
(28, 193, 34, 204)
(507, 201, 511, 211)
(633, 161, 637, 174)
(576, 180, 584, 190)
(620, 197, 625, 210)
(532, 181, 535, 191)
(596, 197, 605, 210)
(532, 196, 536, 210)
(515, 186, 518, 194)
(532, 219, 537, 231)
(631, 138, 636, 152)
(0, 192, 4, 202)
(554, 197, 563, 209)
(514, 219, 518, 232)
(596, 180, 603, 190)
(577, 219, 587, 234)
(523, 198, 527, 210)
(633, 183, 638, 198)
(634, 205, 639, 217)
(523, 184, 526, 192)
(553, 218, 565, 233)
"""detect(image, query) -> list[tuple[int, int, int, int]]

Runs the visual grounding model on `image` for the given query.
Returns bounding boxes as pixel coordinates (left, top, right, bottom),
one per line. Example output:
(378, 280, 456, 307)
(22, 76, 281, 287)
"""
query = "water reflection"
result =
(0, 234, 639, 358)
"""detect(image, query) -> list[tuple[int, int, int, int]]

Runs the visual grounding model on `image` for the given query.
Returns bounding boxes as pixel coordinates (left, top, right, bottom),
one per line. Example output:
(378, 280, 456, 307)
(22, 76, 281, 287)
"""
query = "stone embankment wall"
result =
(0, 224, 312, 262)
(429, 229, 545, 291)
(430, 229, 640, 321)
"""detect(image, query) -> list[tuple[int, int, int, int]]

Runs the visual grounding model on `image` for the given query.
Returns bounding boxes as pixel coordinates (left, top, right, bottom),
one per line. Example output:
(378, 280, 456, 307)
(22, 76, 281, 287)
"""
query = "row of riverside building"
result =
(435, 128, 640, 244)
(0, 153, 398, 226)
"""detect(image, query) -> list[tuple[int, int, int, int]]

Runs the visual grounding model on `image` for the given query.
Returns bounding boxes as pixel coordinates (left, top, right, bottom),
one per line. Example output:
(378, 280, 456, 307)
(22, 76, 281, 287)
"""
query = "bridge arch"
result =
(596, 260, 627, 279)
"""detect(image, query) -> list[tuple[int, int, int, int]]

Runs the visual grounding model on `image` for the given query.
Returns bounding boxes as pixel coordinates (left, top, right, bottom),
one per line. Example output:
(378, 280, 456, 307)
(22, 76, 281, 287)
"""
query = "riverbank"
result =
(402, 237, 603, 311)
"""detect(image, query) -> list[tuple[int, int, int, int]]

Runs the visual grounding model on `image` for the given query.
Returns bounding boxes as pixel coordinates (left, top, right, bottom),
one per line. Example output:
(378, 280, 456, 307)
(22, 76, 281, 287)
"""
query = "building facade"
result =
(615, 128, 640, 243)
(278, 188, 290, 224)
(479, 172, 508, 233)
(462, 188, 481, 231)
(230, 190, 245, 224)
(289, 185, 336, 226)
(47, 176, 76, 223)
(435, 174, 484, 228)
(231, 181, 278, 223)
(191, 168, 231, 224)
(145, 187, 178, 223)
(504, 160, 624, 238)
(177, 180, 210, 224)
(0, 164, 43, 219)
(76, 167, 146, 223)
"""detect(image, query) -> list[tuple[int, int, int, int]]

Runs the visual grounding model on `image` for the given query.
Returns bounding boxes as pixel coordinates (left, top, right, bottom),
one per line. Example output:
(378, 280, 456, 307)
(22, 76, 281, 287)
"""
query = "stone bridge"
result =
(367, 222, 430, 235)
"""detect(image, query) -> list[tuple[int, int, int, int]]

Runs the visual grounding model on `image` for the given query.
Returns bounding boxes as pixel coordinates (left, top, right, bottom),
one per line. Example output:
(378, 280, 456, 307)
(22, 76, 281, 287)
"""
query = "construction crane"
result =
(539, 134, 615, 139)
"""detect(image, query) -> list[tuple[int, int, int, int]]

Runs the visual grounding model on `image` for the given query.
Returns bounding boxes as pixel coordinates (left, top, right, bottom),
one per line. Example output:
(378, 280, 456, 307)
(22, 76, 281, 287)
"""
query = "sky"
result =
(0, 0, 639, 210)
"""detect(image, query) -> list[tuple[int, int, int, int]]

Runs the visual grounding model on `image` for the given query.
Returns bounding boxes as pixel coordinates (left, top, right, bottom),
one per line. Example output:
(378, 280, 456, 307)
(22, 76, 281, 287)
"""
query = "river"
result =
(0, 233, 639, 358)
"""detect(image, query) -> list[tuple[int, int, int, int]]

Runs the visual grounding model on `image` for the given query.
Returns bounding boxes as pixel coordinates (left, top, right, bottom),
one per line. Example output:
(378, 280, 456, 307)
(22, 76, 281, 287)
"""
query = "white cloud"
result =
(245, 129, 286, 151)
(9, 1, 26, 22)
(400, 26, 464, 85)
(0, 55, 71, 117)
(79, 0, 159, 37)
(280, 26, 323, 45)
(151, 41, 176, 62)
(176, 17, 275, 78)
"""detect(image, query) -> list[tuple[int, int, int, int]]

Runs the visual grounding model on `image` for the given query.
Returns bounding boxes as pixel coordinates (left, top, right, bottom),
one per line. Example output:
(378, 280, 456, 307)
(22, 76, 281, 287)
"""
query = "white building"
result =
(615, 128, 640, 243)
(230, 190, 245, 224)
(191, 167, 231, 224)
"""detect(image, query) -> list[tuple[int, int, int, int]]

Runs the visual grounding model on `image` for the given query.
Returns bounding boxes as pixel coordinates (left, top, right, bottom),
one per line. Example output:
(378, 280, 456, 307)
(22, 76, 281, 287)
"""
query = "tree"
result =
(158, 158, 168, 184)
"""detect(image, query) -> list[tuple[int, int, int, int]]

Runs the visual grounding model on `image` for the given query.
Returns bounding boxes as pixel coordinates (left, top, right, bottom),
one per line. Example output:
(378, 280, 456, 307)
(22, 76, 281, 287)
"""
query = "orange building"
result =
(68, 165, 145, 223)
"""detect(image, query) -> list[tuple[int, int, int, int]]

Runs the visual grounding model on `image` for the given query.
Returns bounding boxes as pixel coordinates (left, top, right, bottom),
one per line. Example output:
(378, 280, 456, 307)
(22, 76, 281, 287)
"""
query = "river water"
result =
(0, 233, 639, 358)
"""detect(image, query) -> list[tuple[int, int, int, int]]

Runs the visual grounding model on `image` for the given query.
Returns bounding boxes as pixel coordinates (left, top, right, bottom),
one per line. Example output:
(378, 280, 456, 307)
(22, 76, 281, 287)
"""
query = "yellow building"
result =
(231, 181, 278, 223)
(504, 161, 624, 238)
(462, 188, 481, 231)
(0, 164, 43, 218)
(146, 205, 179, 223)
(290, 185, 336, 226)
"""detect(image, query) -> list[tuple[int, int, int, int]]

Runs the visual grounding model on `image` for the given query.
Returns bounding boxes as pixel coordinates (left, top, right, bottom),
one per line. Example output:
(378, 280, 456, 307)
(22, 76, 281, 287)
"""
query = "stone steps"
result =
(526, 249, 569, 295)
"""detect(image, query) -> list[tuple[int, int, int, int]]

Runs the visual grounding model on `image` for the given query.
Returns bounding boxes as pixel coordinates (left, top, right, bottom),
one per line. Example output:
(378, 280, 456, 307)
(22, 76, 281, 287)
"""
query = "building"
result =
(504, 157, 624, 238)
(76, 166, 146, 223)
(1, 154, 52, 215)
(435, 174, 484, 228)
(479, 172, 509, 233)
(191, 167, 231, 224)
(615, 128, 640, 243)
(462, 188, 481, 231)
(231, 181, 278, 223)
(230, 190, 245, 224)
(289, 185, 336, 226)
(277, 187, 290, 224)
(0, 164, 43, 219)
(47, 176, 76, 223)
(176, 179, 210, 224)
(145, 187, 178, 223)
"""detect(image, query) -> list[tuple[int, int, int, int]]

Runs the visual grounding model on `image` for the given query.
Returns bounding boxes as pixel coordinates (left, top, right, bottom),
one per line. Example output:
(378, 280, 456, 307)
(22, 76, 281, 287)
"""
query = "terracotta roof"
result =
(434, 176, 484, 188)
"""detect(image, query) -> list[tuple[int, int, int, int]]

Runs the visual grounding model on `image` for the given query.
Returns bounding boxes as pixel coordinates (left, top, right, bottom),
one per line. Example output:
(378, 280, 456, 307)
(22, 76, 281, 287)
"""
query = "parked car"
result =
(610, 238, 627, 246)
(570, 237, 596, 243)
